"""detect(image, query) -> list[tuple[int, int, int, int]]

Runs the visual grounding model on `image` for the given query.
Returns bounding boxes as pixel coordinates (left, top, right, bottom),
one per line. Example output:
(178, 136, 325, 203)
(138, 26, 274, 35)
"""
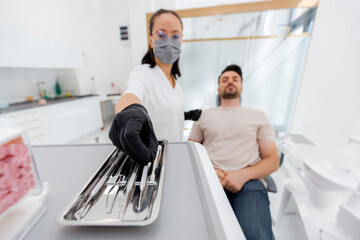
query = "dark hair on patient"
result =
(141, 9, 183, 79)
(218, 64, 243, 84)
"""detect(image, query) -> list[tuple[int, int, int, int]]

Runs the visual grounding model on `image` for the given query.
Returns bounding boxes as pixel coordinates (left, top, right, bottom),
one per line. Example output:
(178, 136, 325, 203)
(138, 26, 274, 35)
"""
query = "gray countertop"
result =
(25, 143, 214, 240)
(0, 94, 98, 114)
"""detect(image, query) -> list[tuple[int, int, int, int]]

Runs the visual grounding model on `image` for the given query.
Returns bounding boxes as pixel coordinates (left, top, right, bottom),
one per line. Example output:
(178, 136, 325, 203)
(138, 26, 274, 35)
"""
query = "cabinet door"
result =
(0, 97, 103, 144)
(0, 115, 11, 128)
(0, 107, 52, 144)
(0, 19, 20, 67)
(0, 15, 83, 68)
(77, 97, 102, 135)
(47, 102, 82, 144)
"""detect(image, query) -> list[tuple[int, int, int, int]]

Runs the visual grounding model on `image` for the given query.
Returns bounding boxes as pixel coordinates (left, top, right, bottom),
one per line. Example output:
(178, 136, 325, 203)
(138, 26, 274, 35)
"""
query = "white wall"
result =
(290, 0, 360, 157)
(0, 0, 132, 102)
(0, 68, 73, 103)
(102, 0, 132, 93)
(175, 0, 263, 9)
(127, 0, 152, 69)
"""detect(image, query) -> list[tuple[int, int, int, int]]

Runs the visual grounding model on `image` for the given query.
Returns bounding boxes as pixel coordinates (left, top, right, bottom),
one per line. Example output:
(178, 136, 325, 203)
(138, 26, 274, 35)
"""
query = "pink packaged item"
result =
(0, 129, 41, 217)
(6, 144, 28, 157)
(0, 158, 21, 179)
(0, 189, 9, 200)
(0, 161, 5, 175)
(18, 154, 31, 167)
(19, 166, 32, 176)
(0, 146, 7, 160)
(0, 175, 11, 190)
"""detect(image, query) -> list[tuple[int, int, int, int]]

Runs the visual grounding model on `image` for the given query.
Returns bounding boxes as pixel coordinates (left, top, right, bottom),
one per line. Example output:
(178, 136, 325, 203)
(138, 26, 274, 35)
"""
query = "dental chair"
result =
(216, 94, 278, 193)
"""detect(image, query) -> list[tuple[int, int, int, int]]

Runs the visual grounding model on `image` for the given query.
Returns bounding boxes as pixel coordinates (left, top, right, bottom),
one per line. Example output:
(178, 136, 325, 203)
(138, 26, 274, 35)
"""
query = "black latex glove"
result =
(108, 104, 158, 164)
(184, 109, 202, 121)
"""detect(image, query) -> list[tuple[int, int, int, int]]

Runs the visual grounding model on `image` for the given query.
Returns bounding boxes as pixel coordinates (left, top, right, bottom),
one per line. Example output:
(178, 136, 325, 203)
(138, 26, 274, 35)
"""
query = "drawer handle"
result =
(10, 111, 37, 118)
(13, 119, 39, 126)
(30, 133, 44, 140)
(25, 125, 41, 132)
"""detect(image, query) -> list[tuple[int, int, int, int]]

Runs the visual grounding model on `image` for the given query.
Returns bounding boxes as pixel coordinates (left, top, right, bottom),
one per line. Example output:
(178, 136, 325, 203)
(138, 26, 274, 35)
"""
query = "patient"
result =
(189, 64, 279, 240)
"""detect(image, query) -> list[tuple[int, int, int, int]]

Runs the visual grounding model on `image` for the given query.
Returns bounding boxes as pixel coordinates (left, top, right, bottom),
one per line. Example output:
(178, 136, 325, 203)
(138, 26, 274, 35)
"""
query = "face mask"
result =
(153, 38, 181, 65)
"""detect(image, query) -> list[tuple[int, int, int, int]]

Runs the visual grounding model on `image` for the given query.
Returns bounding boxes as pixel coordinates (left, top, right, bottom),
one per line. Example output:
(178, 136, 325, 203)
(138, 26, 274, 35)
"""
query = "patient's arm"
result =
(223, 139, 279, 193)
(188, 139, 226, 185)
(214, 168, 226, 187)
(247, 139, 279, 179)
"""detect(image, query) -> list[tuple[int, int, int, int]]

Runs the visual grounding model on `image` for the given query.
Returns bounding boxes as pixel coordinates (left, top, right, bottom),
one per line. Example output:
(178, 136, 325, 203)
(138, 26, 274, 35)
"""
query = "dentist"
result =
(109, 9, 201, 164)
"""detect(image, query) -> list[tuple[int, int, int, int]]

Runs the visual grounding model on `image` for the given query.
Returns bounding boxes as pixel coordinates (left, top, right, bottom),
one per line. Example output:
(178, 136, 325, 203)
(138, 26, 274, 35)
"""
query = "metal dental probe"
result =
(145, 145, 163, 219)
(118, 162, 139, 220)
(105, 155, 129, 209)
(136, 145, 162, 212)
(77, 150, 124, 219)
(67, 149, 119, 220)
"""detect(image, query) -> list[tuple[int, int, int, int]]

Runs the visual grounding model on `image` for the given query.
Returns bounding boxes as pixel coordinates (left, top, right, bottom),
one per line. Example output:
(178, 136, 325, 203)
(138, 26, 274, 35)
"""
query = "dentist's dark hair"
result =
(141, 9, 183, 79)
(218, 64, 243, 84)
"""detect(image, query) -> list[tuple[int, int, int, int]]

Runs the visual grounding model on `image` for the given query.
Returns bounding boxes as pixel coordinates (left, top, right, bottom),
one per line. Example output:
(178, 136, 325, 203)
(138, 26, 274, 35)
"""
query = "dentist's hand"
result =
(184, 109, 202, 121)
(109, 104, 158, 164)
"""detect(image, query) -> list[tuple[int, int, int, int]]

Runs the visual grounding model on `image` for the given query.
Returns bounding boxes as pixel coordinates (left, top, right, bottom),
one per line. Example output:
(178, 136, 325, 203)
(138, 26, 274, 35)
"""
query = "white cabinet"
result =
(0, 16, 20, 67)
(0, 107, 51, 144)
(76, 97, 102, 135)
(47, 97, 102, 144)
(47, 102, 82, 144)
(0, 15, 83, 69)
(14, 33, 84, 69)
(0, 96, 102, 145)
(0, 115, 10, 128)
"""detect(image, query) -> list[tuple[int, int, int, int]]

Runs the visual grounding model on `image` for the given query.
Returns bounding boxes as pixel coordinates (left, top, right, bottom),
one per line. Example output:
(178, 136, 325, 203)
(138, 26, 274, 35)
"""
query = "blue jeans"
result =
(225, 180, 273, 240)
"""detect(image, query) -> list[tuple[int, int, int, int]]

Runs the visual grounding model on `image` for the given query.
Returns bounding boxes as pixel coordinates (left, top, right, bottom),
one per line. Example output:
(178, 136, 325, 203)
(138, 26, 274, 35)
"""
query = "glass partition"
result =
(178, 6, 317, 133)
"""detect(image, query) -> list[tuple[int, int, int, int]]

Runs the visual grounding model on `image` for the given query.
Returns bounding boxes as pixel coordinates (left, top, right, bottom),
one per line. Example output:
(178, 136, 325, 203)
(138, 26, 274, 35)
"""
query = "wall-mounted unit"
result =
(119, 25, 130, 45)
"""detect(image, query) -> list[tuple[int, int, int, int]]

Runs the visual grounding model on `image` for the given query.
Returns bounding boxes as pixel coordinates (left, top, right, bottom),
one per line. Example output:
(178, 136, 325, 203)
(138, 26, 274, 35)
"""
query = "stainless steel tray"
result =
(57, 140, 167, 226)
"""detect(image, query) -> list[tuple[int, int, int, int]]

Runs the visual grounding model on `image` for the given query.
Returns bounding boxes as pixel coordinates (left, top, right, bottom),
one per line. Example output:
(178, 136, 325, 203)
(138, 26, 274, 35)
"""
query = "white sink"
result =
(303, 160, 359, 193)
(301, 159, 360, 209)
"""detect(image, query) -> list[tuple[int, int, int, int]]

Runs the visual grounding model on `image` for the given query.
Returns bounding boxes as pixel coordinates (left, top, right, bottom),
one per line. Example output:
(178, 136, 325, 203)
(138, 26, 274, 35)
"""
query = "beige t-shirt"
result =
(189, 106, 276, 171)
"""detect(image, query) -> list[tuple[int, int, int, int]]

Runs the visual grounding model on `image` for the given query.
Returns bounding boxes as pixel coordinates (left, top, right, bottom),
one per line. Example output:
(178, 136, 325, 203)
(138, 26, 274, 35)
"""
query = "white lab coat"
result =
(124, 64, 184, 142)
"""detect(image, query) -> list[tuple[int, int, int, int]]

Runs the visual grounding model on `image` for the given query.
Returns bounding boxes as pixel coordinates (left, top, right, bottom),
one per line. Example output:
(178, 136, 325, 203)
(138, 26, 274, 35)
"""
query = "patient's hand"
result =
(222, 169, 250, 193)
(214, 168, 226, 187)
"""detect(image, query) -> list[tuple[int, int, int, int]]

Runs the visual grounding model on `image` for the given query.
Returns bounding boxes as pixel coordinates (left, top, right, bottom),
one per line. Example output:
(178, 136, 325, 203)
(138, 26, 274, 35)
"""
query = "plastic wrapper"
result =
(0, 128, 42, 217)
